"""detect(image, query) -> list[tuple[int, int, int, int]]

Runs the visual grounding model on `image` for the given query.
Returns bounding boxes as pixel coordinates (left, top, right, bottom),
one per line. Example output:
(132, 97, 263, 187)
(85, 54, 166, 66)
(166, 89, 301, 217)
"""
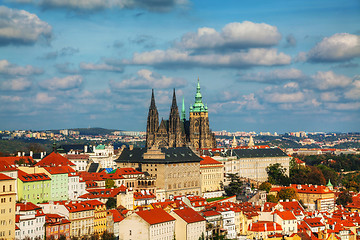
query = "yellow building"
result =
(0, 173, 16, 240)
(91, 200, 107, 235)
(200, 156, 223, 193)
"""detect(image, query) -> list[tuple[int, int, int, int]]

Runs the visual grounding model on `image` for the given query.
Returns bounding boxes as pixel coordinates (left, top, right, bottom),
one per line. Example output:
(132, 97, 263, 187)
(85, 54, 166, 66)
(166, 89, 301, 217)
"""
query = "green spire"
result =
(190, 77, 207, 112)
(181, 96, 186, 121)
(326, 179, 333, 187)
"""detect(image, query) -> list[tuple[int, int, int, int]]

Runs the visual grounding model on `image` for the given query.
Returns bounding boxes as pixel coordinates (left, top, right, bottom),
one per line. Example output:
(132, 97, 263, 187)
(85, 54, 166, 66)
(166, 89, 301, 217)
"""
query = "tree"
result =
(266, 194, 278, 203)
(224, 173, 244, 197)
(106, 197, 117, 209)
(258, 182, 272, 193)
(266, 163, 290, 186)
(277, 188, 298, 201)
(59, 235, 66, 240)
(336, 189, 353, 207)
(101, 231, 116, 240)
(105, 179, 115, 189)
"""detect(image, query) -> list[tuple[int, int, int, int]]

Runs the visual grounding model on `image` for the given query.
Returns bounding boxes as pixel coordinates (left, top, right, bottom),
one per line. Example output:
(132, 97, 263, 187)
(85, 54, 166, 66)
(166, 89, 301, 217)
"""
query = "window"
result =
(129, 230, 132, 236)
(2, 185, 4, 192)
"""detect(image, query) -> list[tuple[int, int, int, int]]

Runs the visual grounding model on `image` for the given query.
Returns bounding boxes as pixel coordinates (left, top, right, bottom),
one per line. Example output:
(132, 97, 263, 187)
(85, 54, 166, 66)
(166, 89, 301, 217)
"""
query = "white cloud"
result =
(239, 68, 304, 83)
(0, 77, 32, 91)
(264, 92, 304, 103)
(177, 21, 282, 50)
(129, 48, 291, 68)
(0, 60, 43, 75)
(0, 95, 22, 102)
(80, 62, 123, 72)
(0, 6, 52, 46)
(325, 102, 360, 110)
(110, 69, 186, 89)
(307, 33, 360, 62)
(35, 92, 56, 103)
(345, 78, 360, 100)
(320, 92, 340, 102)
(311, 71, 352, 90)
(39, 75, 83, 91)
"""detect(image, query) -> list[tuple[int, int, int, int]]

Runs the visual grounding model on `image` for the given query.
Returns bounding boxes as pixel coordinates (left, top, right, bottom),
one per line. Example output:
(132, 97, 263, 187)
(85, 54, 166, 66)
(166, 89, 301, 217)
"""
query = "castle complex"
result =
(146, 79, 216, 149)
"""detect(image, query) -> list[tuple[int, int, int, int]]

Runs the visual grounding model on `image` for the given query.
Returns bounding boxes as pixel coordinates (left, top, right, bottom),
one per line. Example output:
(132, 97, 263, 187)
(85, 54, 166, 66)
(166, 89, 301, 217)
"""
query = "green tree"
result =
(224, 173, 244, 197)
(258, 182, 272, 193)
(101, 231, 116, 240)
(105, 179, 115, 189)
(266, 194, 278, 203)
(266, 163, 290, 186)
(277, 188, 298, 201)
(106, 197, 117, 209)
(336, 189, 353, 207)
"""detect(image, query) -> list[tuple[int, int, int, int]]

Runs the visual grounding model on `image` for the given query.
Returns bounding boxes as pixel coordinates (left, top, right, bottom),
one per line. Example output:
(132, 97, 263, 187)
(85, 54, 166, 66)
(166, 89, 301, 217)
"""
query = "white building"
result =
(15, 202, 46, 240)
(118, 208, 175, 240)
(171, 207, 206, 240)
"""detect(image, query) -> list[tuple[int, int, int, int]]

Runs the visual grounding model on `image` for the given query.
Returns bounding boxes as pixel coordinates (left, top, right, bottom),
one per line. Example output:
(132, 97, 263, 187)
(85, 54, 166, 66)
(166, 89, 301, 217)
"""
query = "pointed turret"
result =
(150, 89, 156, 109)
(146, 89, 159, 148)
(190, 78, 207, 112)
(231, 135, 237, 148)
(171, 88, 177, 108)
(248, 135, 254, 148)
(181, 96, 186, 121)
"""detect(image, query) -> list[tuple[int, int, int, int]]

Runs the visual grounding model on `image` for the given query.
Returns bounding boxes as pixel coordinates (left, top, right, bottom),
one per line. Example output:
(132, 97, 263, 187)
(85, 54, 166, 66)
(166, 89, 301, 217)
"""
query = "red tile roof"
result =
(44, 166, 76, 175)
(116, 168, 143, 175)
(173, 207, 206, 224)
(136, 208, 175, 225)
(279, 200, 305, 213)
(17, 170, 51, 182)
(291, 184, 333, 194)
(79, 186, 128, 199)
(200, 156, 223, 166)
(304, 217, 325, 227)
(0, 156, 34, 166)
(0, 172, 14, 180)
(0, 160, 17, 172)
(273, 210, 297, 220)
(108, 209, 125, 223)
(60, 200, 103, 213)
(35, 152, 75, 167)
(248, 221, 282, 232)
(134, 191, 156, 200)
(17, 202, 41, 211)
(200, 210, 221, 217)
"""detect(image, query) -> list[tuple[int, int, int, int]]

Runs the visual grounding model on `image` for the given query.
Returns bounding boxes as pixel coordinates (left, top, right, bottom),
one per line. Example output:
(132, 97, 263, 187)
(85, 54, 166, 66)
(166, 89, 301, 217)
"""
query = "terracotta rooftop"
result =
(173, 207, 206, 224)
(136, 208, 175, 225)
(200, 156, 223, 166)
(0, 172, 14, 180)
(35, 152, 75, 167)
(17, 169, 51, 182)
(248, 221, 282, 232)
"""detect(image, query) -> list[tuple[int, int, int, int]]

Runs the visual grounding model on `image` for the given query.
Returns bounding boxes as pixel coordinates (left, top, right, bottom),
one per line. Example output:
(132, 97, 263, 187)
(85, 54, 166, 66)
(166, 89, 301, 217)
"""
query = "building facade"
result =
(146, 79, 216, 149)
(0, 173, 16, 240)
(116, 146, 202, 199)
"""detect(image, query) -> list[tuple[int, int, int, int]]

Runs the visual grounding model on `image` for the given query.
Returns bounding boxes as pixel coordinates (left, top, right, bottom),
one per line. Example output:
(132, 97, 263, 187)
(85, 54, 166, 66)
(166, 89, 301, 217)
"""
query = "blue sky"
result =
(1, 0, 359, 133)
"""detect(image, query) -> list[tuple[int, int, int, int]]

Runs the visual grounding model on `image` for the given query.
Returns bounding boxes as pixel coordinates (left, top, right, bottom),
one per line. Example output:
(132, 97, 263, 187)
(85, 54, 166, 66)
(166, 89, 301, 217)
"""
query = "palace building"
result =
(146, 79, 216, 149)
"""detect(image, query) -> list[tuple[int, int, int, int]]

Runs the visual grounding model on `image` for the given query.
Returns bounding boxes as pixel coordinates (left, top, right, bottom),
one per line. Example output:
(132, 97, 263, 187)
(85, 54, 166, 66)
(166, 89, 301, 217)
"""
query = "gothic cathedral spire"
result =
(146, 89, 159, 148)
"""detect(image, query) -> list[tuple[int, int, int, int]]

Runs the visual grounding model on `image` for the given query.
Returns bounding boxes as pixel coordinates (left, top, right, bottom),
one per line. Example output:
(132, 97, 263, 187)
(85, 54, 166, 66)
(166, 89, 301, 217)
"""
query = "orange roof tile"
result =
(108, 209, 124, 223)
(200, 156, 223, 166)
(17, 169, 51, 182)
(173, 207, 206, 223)
(44, 166, 76, 175)
(35, 152, 75, 167)
(0, 172, 14, 180)
(248, 221, 282, 232)
(136, 208, 175, 225)
(0, 156, 34, 166)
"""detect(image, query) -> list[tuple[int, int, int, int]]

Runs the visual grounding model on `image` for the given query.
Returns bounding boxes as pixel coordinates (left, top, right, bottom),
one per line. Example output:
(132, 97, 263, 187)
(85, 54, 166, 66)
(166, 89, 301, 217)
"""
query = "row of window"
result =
(2, 184, 13, 192)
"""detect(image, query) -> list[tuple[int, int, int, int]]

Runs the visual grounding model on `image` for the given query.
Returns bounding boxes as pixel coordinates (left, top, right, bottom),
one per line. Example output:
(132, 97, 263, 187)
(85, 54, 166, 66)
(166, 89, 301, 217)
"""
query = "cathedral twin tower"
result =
(146, 79, 216, 149)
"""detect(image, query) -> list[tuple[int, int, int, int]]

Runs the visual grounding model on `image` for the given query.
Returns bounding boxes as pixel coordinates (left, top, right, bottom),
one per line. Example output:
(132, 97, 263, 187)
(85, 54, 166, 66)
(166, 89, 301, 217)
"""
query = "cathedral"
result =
(146, 79, 216, 149)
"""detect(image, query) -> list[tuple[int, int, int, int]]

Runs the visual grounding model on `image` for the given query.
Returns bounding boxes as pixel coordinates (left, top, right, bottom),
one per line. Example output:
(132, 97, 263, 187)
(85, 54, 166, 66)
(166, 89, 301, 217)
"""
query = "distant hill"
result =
(50, 128, 121, 136)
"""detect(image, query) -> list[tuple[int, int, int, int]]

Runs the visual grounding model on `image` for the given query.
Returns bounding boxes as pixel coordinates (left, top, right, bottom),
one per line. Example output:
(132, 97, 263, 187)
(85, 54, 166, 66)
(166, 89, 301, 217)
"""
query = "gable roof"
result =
(35, 152, 75, 167)
(0, 156, 35, 166)
(274, 210, 297, 220)
(136, 208, 175, 225)
(17, 202, 41, 211)
(200, 156, 223, 166)
(17, 170, 51, 182)
(108, 209, 124, 223)
(44, 166, 76, 175)
(0, 172, 14, 180)
(173, 207, 206, 223)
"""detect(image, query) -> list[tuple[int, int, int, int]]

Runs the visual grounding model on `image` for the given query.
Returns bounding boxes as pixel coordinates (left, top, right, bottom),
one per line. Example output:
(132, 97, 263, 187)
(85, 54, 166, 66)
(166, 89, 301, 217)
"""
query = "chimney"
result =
(30, 151, 33, 157)
(18, 152, 21, 157)
(84, 145, 88, 153)
(22, 152, 25, 156)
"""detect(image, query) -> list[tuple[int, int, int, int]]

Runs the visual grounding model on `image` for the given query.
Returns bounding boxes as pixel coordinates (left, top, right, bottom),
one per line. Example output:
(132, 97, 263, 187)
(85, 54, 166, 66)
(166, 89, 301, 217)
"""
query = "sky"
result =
(0, 0, 359, 133)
